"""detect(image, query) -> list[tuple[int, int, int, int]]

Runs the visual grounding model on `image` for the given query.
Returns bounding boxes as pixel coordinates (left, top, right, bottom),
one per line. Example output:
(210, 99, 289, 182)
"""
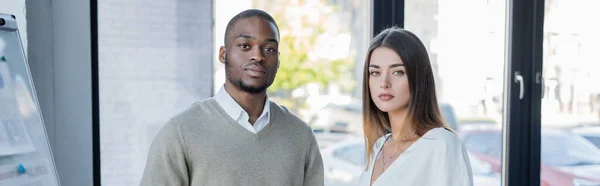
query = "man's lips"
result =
(245, 65, 266, 77)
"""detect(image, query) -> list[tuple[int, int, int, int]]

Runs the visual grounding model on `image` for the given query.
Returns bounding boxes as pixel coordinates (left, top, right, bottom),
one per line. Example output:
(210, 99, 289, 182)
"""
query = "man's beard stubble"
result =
(224, 58, 269, 94)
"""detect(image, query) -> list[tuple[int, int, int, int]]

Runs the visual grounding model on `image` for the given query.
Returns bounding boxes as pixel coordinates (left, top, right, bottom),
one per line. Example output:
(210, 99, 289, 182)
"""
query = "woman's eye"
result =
(393, 71, 405, 75)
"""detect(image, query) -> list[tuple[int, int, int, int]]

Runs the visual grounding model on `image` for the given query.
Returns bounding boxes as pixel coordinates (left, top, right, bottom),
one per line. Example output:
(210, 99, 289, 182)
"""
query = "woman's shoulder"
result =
(421, 127, 463, 147)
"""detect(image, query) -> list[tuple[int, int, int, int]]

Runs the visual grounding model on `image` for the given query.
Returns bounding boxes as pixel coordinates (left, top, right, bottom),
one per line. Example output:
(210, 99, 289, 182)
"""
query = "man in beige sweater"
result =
(140, 9, 324, 186)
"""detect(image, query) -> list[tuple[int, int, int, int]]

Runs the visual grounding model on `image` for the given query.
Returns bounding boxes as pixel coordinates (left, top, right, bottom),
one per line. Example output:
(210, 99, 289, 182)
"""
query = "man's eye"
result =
(238, 44, 250, 49)
(265, 48, 277, 53)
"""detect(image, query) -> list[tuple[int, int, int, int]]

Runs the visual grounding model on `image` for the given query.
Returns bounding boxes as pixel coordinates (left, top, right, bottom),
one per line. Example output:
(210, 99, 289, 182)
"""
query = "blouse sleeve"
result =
(433, 136, 474, 186)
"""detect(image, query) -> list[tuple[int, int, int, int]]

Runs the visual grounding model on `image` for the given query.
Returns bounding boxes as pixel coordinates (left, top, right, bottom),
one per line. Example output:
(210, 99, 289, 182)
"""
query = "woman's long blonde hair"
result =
(362, 27, 452, 169)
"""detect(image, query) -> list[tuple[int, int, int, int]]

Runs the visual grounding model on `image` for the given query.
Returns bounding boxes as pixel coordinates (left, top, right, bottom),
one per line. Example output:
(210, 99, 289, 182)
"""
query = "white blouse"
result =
(359, 127, 474, 186)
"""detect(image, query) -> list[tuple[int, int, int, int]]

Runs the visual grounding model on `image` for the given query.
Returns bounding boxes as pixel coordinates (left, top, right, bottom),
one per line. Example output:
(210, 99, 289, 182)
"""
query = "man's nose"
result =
(250, 48, 265, 62)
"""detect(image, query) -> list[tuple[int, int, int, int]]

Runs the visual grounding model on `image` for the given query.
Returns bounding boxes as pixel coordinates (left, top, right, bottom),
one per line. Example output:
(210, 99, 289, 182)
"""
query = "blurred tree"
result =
(254, 0, 355, 112)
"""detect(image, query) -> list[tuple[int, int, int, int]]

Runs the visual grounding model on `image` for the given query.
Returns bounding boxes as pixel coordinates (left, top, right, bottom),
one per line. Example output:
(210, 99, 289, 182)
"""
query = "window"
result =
(581, 136, 600, 149)
(334, 144, 366, 166)
(541, 131, 600, 167)
(541, 0, 600, 184)
(464, 133, 502, 158)
(405, 0, 507, 185)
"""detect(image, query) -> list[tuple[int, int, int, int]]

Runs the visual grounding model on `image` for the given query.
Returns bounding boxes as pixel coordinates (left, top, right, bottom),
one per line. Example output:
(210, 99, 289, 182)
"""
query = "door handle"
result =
(514, 72, 524, 100)
(536, 72, 544, 98)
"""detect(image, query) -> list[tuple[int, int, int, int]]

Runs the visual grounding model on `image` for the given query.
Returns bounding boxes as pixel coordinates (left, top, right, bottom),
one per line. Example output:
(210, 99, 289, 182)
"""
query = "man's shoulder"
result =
(269, 101, 313, 131)
(171, 98, 219, 125)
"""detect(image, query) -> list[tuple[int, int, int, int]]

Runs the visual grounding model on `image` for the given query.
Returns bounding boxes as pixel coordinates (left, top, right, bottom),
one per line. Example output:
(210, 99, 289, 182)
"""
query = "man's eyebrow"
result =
(235, 34, 278, 44)
(264, 38, 278, 44)
(236, 34, 254, 40)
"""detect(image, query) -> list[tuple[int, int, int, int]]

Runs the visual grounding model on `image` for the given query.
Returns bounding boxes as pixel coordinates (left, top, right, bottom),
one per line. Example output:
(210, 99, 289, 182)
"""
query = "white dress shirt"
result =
(214, 86, 270, 133)
(359, 127, 474, 186)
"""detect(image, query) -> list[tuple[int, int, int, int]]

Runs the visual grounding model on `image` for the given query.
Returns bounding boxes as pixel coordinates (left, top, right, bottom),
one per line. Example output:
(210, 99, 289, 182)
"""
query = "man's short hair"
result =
(224, 9, 280, 47)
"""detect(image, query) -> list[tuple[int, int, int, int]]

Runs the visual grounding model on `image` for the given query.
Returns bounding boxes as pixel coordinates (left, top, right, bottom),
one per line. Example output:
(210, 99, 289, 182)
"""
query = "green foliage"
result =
(255, 0, 356, 111)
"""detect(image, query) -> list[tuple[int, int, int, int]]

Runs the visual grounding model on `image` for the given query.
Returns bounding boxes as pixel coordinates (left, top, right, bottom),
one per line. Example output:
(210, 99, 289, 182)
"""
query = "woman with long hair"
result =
(359, 27, 473, 186)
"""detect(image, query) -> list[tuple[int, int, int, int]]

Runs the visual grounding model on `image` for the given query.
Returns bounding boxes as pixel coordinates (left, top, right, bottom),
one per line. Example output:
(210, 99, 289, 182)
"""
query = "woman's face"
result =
(368, 47, 411, 113)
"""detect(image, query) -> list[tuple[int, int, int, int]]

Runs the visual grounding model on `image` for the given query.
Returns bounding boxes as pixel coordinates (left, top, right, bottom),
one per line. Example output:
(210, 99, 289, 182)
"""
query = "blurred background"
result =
(95, 0, 600, 185)
(98, 0, 600, 186)
(2, 0, 599, 185)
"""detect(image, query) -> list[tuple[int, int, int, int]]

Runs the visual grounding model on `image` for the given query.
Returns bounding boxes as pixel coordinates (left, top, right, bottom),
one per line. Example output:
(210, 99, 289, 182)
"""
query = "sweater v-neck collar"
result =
(207, 98, 280, 141)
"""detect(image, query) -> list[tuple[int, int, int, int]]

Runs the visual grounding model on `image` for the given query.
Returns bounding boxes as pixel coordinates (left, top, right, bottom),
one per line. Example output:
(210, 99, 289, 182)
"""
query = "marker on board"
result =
(17, 164, 26, 174)
(0, 55, 5, 89)
(0, 69, 3, 89)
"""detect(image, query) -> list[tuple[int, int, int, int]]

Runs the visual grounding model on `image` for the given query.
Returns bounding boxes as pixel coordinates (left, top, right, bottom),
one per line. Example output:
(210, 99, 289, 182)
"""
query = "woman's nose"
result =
(380, 78, 390, 89)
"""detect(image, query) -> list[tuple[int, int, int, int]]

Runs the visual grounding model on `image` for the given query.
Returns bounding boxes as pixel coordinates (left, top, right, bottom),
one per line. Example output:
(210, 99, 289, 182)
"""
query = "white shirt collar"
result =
(214, 85, 270, 123)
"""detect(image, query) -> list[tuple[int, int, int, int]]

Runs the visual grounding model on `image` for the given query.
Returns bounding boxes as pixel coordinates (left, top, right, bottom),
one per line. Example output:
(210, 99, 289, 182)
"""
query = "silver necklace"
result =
(380, 136, 404, 173)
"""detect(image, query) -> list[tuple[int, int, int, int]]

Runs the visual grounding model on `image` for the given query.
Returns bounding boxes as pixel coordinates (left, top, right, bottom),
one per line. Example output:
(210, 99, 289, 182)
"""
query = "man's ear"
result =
(219, 46, 226, 63)
(277, 52, 280, 69)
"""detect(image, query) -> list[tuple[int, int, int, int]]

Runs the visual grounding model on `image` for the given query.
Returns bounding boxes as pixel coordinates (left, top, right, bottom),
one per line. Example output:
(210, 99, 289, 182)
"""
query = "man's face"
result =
(219, 17, 279, 94)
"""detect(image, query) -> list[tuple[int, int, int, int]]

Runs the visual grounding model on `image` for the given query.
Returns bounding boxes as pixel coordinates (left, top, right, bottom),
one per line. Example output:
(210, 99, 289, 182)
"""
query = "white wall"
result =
(97, 1, 214, 185)
(26, 1, 93, 186)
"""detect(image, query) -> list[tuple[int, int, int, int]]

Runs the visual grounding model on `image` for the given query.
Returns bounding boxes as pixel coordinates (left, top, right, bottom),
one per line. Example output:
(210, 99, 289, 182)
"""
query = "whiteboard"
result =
(0, 13, 60, 186)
